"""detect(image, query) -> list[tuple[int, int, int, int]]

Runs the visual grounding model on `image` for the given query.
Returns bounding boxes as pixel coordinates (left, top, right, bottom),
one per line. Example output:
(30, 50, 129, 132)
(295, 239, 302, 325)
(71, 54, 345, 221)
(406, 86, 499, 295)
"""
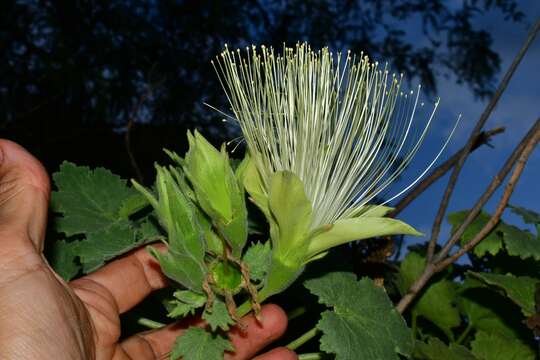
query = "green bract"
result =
(133, 165, 207, 293)
(184, 130, 248, 257)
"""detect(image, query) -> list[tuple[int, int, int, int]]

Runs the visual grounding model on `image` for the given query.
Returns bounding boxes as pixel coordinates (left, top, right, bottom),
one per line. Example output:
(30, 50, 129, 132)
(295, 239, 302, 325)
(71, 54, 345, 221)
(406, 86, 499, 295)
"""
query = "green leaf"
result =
(307, 216, 422, 259)
(305, 272, 413, 360)
(416, 337, 477, 360)
(167, 290, 206, 318)
(457, 279, 525, 339)
(470, 331, 535, 360)
(202, 299, 235, 331)
(51, 162, 139, 236)
(397, 251, 425, 293)
(469, 272, 538, 316)
(242, 241, 271, 282)
(170, 327, 234, 360)
(135, 218, 162, 241)
(509, 205, 540, 225)
(415, 280, 461, 338)
(268, 171, 312, 261)
(76, 221, 140, 272)
(499, 222, 540, 261)
(118, 193, 149, 218)
(447, 210, 503, 257)
(48, 240, 80, 280)
(184, 131, 248, 257)
(149, 247, 206, 293)
(49, 163, 155, 275)
(398, 252, 461, 338)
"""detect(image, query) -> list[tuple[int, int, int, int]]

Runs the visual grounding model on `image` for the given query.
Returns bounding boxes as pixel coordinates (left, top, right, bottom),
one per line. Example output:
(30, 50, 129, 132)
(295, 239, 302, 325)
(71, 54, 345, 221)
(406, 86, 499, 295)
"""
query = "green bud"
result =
(132, 165, 207, 293)
(184, 130, 248, 257)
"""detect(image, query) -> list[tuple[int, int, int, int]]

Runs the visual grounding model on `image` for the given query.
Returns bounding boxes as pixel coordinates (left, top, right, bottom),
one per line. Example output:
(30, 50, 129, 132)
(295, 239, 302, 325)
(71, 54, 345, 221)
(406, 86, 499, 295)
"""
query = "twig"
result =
(434, 119, 540, 263)
(125, 64, 163, 183)
(425, 16, 540, 263)
(390, 127, 505, 217)
(435, 125, 540, 269)
(396, 118, 540, 313)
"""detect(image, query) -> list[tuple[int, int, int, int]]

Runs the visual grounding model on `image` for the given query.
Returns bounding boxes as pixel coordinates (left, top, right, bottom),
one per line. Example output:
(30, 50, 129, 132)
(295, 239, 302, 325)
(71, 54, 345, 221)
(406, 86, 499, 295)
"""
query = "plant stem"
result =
(287, 326, 320, 350)
(222, 239, 229, 275)
(298, 353, 323, 360)
(137, 317, 165, 329)
(288, 306, 307, 321)
(456, 323, 474, 345)
(411, 311, 418, 338)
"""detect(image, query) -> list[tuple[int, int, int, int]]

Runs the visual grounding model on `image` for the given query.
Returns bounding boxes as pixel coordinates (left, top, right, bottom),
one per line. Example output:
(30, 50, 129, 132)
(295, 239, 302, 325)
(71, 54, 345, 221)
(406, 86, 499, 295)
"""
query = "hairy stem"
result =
(298, 353, 324, 360)
(137, 317, 165, 329)
(287, 327, 320, 351)
(456, 323, 474, 345)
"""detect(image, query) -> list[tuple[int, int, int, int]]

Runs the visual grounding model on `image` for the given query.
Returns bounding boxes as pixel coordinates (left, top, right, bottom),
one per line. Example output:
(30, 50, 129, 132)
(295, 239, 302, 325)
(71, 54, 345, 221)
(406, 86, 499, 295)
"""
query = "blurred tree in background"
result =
(0, 0, 525, 180)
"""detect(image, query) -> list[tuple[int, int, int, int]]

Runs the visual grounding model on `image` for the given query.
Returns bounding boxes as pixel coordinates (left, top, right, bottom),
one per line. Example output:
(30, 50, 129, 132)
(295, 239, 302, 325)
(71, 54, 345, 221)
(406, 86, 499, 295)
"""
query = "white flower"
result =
(212, 43, 457, 230)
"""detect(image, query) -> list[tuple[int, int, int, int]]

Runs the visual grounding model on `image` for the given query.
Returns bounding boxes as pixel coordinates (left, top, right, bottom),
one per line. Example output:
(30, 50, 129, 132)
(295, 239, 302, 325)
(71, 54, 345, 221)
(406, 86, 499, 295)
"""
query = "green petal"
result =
(348, 204, 394, 218)
(268, 171, 313, 259)
(306, 216, 422, 259)
(241, 154, 270, 217)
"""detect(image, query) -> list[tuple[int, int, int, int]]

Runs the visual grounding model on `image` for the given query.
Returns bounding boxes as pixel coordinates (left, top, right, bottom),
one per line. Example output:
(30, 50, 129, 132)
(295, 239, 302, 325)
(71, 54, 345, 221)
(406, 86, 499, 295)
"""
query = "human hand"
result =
(0, 140, 297, 360)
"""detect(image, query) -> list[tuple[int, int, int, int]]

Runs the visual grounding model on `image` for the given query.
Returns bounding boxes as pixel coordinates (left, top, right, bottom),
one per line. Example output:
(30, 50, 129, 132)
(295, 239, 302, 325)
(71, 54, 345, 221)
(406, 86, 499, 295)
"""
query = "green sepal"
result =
(306, 216, 422, 259)
(184, 130, 248, 257)
(132, 165, 207, 292)
(148, 246, 206, 293)
(258, 257, 305, 300)
(202, 298, 235, 331)
(133, 166, 206, 260)
(166, 290, 207, 318)
(171, 327, 234, 360)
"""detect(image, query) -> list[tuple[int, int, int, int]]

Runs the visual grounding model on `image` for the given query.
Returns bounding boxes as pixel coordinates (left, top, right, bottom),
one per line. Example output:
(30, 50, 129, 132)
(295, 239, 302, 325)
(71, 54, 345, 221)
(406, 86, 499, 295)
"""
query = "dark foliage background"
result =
(0, 0, 525, 183)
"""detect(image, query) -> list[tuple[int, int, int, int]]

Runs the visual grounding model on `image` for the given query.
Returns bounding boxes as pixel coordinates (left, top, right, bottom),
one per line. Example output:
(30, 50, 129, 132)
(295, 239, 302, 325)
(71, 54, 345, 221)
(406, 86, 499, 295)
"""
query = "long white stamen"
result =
(213, 43, 454, 229)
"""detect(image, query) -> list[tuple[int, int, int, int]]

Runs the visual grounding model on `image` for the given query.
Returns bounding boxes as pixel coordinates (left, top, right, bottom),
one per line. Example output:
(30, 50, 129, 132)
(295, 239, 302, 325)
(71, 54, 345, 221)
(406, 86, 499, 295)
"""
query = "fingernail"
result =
(0, 147, 4, 166)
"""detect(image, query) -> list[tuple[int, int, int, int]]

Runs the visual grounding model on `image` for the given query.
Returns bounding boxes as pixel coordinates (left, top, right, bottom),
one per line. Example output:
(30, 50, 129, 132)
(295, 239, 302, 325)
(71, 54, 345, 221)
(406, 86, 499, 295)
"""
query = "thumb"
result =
(0, 140, 50, 254)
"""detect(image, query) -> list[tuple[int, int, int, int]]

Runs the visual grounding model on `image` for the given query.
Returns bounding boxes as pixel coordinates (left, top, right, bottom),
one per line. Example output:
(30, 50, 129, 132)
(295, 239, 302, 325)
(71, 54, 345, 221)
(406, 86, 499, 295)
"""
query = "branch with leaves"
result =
(394, 16, 540, 314)
(397, 117, 540, 313)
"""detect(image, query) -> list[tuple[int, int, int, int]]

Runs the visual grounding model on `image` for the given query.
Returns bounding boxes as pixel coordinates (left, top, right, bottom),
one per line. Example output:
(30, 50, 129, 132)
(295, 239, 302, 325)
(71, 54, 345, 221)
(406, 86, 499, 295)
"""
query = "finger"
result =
(0, 139, 50, 254)
(252, 347, 298, 360)
(118, 317, 204, 359)
(70, 243, 168, 314)
(118, 304, 288, 360)
(225, 304, 289, 360)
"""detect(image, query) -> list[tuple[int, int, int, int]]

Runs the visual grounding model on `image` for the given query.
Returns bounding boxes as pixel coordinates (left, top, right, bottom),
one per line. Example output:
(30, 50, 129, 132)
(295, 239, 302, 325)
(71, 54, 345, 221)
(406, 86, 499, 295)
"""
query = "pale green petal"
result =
(241, 154, 270, 217)
(306, 216, 422, 259)
(348, 205, 394, 218)
(268, 171, 313, 259)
